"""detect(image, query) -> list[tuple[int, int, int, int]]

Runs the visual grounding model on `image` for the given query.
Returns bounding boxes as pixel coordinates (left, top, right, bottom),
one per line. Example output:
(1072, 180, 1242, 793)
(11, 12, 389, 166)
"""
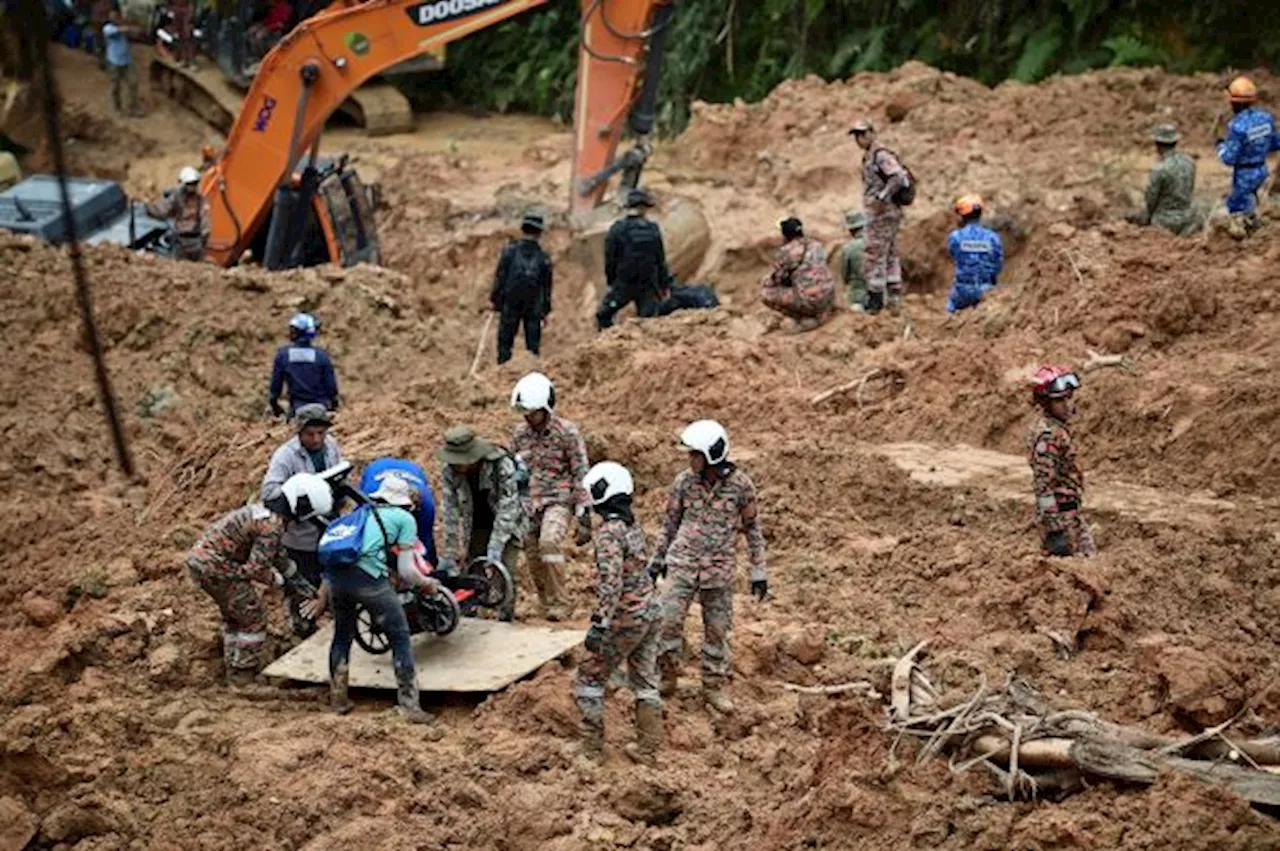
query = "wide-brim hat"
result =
(436, 425, 497, 466)
(848, 118, 875, 135)
(370, 476, 415, 507)
(845, 210, 867, 229)
(1150, 123, 1181, 144)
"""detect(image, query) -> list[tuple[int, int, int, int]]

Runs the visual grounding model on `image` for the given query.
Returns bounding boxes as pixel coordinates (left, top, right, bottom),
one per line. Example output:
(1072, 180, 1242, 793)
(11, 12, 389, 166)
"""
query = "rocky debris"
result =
(20, 596, 62, 628)
(0, 795, 38, 851)
(39, 795, 131, 843)
(1140, 641, 1246, 727)
(609, 775, 682, 826)
(780, 625, 828, 666)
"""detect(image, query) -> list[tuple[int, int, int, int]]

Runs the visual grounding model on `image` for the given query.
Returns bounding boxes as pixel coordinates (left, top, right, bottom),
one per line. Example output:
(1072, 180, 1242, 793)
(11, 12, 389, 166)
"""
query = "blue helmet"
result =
(289, 312, 318, 339)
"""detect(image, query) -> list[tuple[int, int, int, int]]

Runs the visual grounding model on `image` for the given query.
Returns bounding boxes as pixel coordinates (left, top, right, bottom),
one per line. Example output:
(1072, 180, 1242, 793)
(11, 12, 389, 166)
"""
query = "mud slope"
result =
(5, 57, 1280, 850)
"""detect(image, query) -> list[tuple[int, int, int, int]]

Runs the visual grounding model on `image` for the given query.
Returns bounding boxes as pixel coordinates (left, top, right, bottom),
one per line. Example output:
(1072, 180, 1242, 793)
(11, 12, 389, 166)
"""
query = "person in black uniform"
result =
(597, 187, 668, 330)
(490, 211, 554, 365)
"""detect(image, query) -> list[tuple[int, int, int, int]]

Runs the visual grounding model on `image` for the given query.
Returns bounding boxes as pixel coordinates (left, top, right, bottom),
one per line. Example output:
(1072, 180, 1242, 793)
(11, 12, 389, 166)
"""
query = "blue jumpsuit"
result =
(268, 341, 339, 415)
(946, 223, 1004, 313)
(360, 458, 438, 567)
(1216, 107, 1280, 214)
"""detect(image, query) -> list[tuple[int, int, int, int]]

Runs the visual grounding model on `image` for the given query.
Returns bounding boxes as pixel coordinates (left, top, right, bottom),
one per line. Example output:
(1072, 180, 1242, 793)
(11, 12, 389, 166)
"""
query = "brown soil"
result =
(4, 47, 1280, 850)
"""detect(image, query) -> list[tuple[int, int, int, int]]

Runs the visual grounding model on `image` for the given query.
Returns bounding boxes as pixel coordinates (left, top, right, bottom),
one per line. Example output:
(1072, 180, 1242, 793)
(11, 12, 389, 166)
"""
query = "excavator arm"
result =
(202, 0, 675, 267)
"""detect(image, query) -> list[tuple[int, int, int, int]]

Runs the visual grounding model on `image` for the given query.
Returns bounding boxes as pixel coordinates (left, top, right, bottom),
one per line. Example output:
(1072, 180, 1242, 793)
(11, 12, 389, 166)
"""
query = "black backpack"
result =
(503, 241, 546, 298)
(877, 149, 917, 206)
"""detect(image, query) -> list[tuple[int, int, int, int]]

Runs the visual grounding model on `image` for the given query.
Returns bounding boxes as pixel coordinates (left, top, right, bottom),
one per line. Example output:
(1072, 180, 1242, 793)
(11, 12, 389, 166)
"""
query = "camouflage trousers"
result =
(522, 505, 571, 609)
(658, 569, 733, 687)
(864, 202, 903, 296)
(187, 558, 268, 671)
(1040, 511, 1097, 558)
(760, 279, 835, 320)
(573, 620, 662, 721)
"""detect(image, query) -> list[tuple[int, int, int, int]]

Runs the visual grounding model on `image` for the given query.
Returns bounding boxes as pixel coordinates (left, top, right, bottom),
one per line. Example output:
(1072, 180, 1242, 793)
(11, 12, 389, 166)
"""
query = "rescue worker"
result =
(490, 210, 554, 365)
(840, 210, 868, 311)
(187, 473, 327, 685)
(169, 0, 197, 66)
(850, 119, 911, 314)
(1130, 125, 1197, 235)
(760, 217, 837, 331)
(1216, 76, 1280, 226)
(945, 194, 1004, 313)
(102, 8, 142, 117)
(1029, 366, 1095, 558)
(653, 420, 767, 715)
(510, 372, 592, 621)
(597, 187, 668, 330)
(145, 167, 209, 261)
(574, 461, 662, 765)
(261, 404, 344, 588)
(304, 476, 436, 723)
(268, 313, 340, 417)
(437, 425, 527, 620)
(359, 457, 438, 568)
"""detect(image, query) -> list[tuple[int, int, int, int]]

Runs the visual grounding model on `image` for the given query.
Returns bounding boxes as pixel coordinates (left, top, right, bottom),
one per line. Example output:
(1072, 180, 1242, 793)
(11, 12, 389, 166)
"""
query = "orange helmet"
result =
(1227, 76, 1258, 104)
(1032, 366, 1080, 401)
(954, 194, 983, 216)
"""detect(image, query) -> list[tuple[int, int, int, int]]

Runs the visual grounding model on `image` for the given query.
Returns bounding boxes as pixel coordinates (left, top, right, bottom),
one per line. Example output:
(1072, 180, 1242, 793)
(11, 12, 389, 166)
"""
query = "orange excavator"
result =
(197, 0, 685, 269)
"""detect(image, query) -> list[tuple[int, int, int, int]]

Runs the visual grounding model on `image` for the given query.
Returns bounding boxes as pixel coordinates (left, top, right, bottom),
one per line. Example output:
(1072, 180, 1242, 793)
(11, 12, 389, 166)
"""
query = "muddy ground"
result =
(4, 46, 1280, 850)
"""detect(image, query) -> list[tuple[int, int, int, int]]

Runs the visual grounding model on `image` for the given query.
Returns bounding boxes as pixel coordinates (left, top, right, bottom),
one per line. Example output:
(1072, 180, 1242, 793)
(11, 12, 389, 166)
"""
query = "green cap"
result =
(845, 210, 867, 229)
(1151, 124, 1181, 144)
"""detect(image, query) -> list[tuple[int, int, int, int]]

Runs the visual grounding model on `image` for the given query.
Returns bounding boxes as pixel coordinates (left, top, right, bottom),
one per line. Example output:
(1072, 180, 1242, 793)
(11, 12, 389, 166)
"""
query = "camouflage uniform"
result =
(760, 237, 836, 320)
(655, 467, 767, 689)
(573, 519, 662, 725)
(146, 189, 211, 261)
(440, 454, 528, 568)
(1142, 151, 1197, 235)
(186, 505, 286, 671)
(1029, 416, 1096, 557)
(841, 233, 868, 307)
(862, 143, 909, 300)
(512, 415, 591, 612)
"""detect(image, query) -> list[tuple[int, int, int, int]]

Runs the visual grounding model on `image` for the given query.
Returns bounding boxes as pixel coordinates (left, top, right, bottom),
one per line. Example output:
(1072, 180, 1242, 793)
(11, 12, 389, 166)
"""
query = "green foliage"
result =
(422, 0, 1280, 133)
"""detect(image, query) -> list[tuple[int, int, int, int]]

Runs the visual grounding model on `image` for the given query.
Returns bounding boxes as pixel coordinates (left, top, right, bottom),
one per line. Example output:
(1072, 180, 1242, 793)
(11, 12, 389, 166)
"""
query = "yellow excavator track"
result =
(149, 56, 415, 137)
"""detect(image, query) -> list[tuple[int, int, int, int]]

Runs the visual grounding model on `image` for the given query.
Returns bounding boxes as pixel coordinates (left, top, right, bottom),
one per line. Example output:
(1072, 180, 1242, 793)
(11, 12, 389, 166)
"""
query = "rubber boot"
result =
(330, 665, 354, 715)
(702, 686, 735, 714)
(623, 703, 663, 766)
(865, 291, 884, 315)
(658, 655, 679, 698)
(226, 668, 256, 688)
(887, 289, 903, 316)
(395, 671, 433, 724)
(581, 713, 605, 764)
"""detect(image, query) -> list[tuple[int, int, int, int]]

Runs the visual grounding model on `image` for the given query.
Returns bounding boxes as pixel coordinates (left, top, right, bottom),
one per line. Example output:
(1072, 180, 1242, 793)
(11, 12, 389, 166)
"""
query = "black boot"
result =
(866, 291, 884, 315)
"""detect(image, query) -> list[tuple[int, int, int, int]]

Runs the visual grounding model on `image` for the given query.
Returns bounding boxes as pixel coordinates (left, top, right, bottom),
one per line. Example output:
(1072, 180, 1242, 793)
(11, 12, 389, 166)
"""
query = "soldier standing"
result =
(653, 420, 767, 715)
(850, 119, 911, 314)
(597, 187, 668, 329)
(490, 210, 554, 365)
(1132, 125, 1197, 234)
(840, 210, 868, 311)
(1029, 367, 1095, 558)
(146, 167, 209, 261)
(187, 475, 327, 684)
(510, 372, 592, 621)
(1216, 76, 1280, 227)
(573, 462, 663, 765)
(760, 217, 836, 331)
(946, 194, 1004, 313)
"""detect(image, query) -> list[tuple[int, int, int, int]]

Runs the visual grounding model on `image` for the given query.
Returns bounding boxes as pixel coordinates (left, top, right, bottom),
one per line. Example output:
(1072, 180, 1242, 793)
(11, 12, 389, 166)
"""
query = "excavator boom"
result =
(204, 0, 676, 268)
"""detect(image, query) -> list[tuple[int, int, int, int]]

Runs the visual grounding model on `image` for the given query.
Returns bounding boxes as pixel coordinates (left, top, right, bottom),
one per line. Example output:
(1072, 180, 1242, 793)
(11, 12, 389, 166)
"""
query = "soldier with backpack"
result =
(490, 210, 554, 365)
(850, 119, 914, 315)
(597, 187, 668, 329)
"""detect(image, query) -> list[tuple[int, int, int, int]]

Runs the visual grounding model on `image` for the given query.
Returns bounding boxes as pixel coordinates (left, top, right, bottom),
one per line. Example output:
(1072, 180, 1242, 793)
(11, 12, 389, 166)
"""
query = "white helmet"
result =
(178, 166, 201, 186)
(584, 461, 634, 505)
(280, 473, 333, 521)
(680, 419, 729, 465)
(511, 371, 556, 413)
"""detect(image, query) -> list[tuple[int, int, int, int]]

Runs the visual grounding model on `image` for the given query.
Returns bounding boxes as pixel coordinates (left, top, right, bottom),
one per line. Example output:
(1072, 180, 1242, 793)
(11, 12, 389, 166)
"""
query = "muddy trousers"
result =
(107, 62, 139, 115)
(188, 560, 267, 671)
(864, 203, 903, 297)
(761, 282, 835, 320)
(1040, 511, 1097, 557)
(596, 283, 660, 330)
(329, 578, 417, 698)
(574, 620, 662, 727)
(497, 298, 543, 364)
(1227, 165, 1268, 215)
(657, 570, 733, 688)
(523, 505, 571, 609)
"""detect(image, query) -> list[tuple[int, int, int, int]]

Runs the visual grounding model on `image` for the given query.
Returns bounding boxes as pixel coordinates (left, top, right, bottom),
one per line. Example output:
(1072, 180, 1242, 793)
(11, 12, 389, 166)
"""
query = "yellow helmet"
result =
(954, 194, 983, 217)
(1228, 76, 1259, 104)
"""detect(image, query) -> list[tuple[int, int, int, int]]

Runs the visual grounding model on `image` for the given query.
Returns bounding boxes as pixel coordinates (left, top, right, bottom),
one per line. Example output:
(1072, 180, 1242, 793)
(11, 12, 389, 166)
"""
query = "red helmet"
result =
(1032, 366, 1080, 400)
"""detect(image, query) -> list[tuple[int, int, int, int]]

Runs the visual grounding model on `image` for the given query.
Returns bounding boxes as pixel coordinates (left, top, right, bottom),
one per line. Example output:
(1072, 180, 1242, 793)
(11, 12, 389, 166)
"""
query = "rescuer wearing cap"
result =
(490, 208, 555, 364)
(1131, 125, 1197, 235)
(849, 118, 911, 314)
(945, 194, 1003, 313)
(145, 166, 210, 261)
(598, 186, 668, 329)
(1216, 76, 1280, 227)
(840, 210, 869, 311)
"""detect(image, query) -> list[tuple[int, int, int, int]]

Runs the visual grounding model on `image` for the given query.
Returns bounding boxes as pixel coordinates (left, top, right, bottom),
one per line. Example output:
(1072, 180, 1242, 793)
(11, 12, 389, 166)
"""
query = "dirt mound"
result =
(8, 54, 1280, 850)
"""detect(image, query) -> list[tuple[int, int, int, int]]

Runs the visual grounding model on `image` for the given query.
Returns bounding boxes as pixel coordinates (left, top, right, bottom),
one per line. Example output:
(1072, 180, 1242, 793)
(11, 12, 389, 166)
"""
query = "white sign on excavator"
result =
(406, 0, 510, 27)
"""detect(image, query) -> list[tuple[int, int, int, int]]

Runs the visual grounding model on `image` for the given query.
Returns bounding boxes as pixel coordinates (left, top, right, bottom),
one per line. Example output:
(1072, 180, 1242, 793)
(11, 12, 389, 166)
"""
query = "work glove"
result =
(268, 399, 283, 418)
(647, 555, 667, 582)
(1043, 529, 1073, 558)
(574, 514, 593, 547)
(584, 620, 608, 654)
(751, 580, 768, 601)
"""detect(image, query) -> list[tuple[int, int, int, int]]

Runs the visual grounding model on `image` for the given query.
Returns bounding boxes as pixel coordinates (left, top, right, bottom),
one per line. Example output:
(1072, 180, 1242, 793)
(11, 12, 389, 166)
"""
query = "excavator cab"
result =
(253, 156, 380, 269)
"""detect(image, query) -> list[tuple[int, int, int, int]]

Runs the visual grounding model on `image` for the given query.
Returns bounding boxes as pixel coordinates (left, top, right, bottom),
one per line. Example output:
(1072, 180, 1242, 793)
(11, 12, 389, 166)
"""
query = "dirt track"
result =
(4, 46, 1280, 849)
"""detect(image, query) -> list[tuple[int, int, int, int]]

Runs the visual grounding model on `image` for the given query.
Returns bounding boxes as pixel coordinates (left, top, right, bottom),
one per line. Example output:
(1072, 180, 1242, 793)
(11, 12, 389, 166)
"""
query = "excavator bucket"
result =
(262, 619, 584, 693)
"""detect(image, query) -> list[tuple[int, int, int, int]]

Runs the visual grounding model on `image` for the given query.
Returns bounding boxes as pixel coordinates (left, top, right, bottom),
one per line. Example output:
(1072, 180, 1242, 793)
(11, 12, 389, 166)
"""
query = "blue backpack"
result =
(318, 505, 393, 570)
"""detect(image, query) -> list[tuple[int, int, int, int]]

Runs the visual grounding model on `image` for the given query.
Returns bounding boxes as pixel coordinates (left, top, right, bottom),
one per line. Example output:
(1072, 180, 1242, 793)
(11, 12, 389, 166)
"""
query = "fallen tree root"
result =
(811, 367, 907, 407)
(779, 680, 881, 697)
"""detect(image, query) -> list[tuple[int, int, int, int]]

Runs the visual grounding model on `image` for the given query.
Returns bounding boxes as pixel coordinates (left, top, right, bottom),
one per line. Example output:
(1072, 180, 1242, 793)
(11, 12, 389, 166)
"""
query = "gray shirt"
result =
(260, 435, 343, 550)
